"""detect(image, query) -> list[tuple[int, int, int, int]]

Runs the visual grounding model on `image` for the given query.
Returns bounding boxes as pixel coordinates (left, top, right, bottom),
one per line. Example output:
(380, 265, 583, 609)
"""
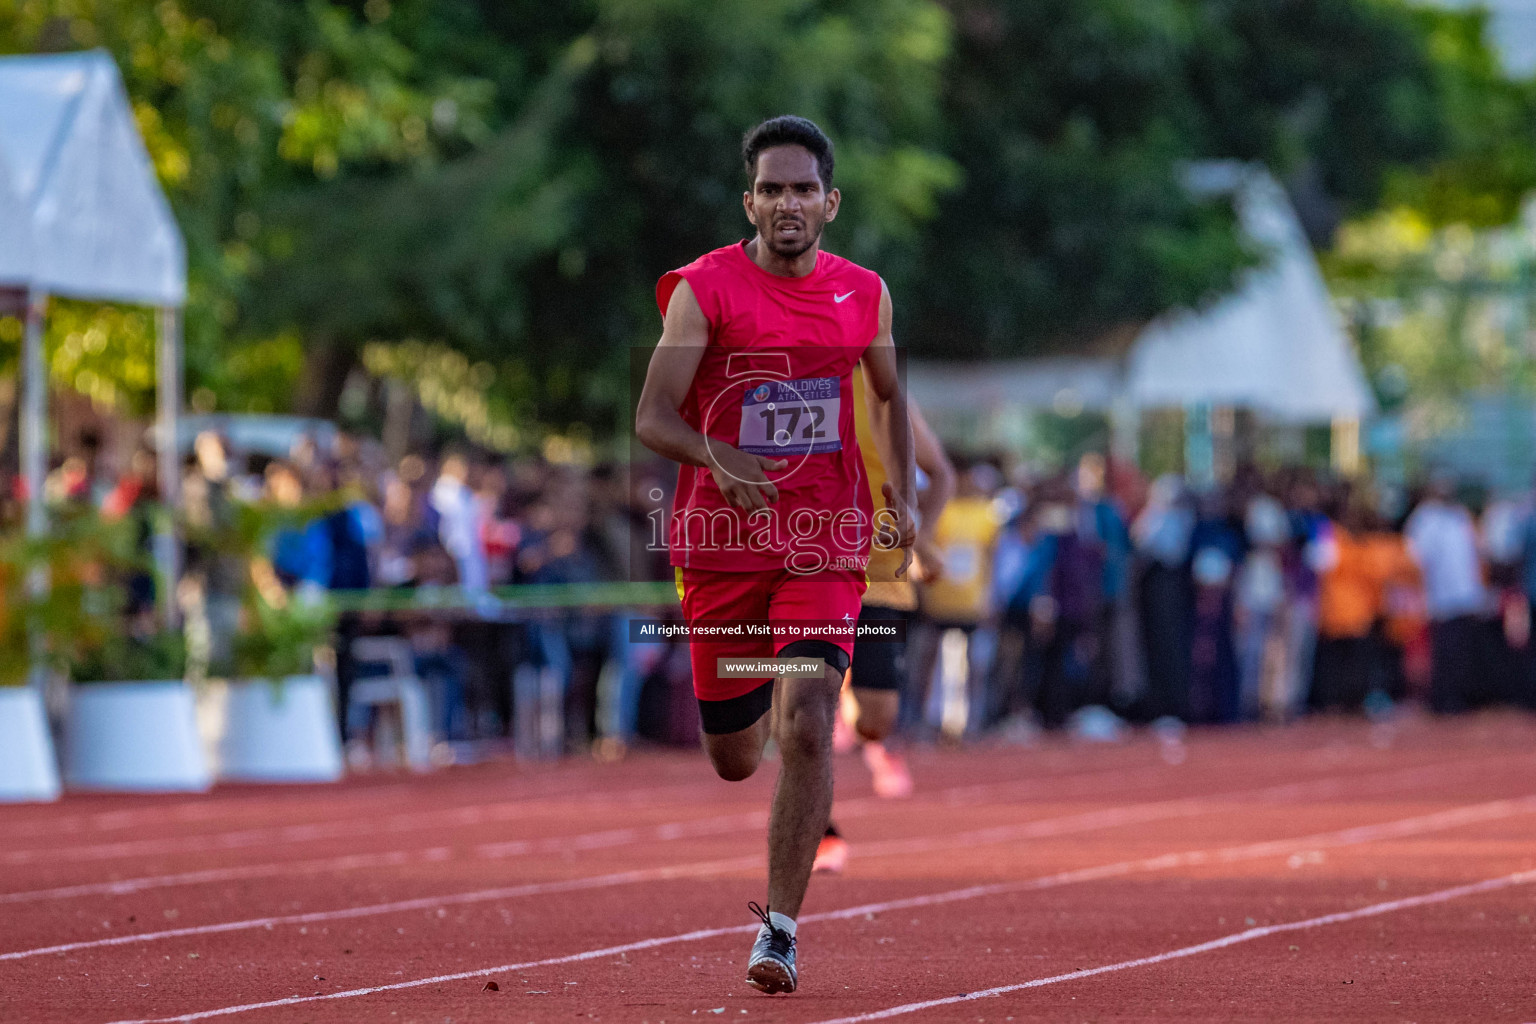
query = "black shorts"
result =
(848, 604, 910, 693)
(696, 639, 850, 735)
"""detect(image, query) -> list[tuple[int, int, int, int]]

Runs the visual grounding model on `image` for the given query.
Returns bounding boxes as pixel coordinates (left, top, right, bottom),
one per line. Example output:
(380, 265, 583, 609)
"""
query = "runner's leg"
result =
(766, 663, 842, 916)
(848, 604, 909, 740)
(682, 568, 777, 780)
(702, 695, 774, 781)
(766, 569, 863, 909)
(851, 687, 899, 740)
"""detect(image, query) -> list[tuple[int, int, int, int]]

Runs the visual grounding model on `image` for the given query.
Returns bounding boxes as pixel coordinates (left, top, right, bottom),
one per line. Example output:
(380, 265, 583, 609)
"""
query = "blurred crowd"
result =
(19, 428, 1536, 762)
(975, 457, 1536, 741)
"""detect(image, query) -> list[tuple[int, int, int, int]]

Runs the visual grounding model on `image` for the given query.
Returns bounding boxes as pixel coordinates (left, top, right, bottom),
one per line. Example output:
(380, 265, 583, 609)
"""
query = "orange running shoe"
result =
(812, 824, 848, 874)
(863, 741, 913, 799)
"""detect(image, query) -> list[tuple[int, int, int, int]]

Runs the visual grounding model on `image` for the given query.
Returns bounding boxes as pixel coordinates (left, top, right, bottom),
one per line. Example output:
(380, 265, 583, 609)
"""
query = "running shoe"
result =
(745, 901, 797, 994)
(863, 741, 913, 799)
(812, 824, 849, 874)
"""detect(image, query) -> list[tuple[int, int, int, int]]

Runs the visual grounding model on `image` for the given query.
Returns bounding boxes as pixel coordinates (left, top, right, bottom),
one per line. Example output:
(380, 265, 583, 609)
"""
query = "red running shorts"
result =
(674, 567, 866, 701)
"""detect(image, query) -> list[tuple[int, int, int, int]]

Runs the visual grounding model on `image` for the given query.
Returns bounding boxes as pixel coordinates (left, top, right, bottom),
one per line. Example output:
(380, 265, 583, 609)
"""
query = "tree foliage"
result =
(2, 0, 1533, 438)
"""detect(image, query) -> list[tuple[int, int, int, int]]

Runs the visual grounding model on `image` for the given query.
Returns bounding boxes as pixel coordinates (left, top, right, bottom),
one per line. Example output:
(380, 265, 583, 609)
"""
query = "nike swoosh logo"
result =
(834, 291, 854, 303)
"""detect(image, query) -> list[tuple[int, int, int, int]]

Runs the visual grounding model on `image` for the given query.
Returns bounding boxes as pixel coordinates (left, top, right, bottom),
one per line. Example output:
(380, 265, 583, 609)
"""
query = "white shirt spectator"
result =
(1405, 498, 1489, 621)
(430, 467, 489, 595)
(1481, 497, 1524, 566)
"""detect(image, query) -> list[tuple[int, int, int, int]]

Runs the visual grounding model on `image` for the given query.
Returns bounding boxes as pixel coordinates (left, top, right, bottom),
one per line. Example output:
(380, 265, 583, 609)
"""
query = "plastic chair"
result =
(347, 637, 433, 771)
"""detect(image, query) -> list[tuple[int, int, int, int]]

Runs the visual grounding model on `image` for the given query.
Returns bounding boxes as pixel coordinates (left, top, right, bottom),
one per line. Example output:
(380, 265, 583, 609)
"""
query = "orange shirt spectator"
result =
(1364, 532, 1425, 647)
(1316, 525, 1378, 640)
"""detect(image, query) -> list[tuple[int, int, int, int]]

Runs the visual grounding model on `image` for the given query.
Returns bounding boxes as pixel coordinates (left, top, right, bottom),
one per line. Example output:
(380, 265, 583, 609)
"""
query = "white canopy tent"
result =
(1126, 163, 1374, 421)
(0, 146, 32, 285)
(909, 163, 1374, 460)
(0, 49, 186, 612)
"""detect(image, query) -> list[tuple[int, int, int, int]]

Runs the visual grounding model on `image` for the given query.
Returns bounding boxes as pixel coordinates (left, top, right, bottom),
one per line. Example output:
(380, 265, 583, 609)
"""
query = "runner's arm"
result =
(856, 373, 952, 581)
(635, 280, 785, 510)
(910, 403, 954, 582)
(860, 281, 917, 567)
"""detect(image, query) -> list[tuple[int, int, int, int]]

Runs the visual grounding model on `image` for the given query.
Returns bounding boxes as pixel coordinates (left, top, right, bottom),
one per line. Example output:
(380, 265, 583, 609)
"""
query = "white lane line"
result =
(0, 769, 1111, 903)
(0, 780, 739, 866)
(0, 767, 1376, 961)
(0, 797, 1197, 962)
(89, 796, 1536, 1024)
(0, 769, 707, 843)
(6, 763, 1524, 966)
(0, 761, 1105, 865)
(0, 783, 438, 841)
(2, 748, 1502, 905)
(1, 735, 1453, 860)
(804, 868, 1536, 1024)
(5, 738, 1240, 863)
(0, 773, 1112, 902)
(0, 759, 1261, 901)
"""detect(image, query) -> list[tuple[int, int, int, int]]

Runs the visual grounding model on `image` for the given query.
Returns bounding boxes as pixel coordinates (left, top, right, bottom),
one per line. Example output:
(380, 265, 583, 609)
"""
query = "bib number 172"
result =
(738, 376, 843, 457)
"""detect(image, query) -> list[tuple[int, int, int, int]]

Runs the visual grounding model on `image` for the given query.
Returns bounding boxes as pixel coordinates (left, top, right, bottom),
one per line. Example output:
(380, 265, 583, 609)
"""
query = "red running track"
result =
(2, 711, 1535, 1023)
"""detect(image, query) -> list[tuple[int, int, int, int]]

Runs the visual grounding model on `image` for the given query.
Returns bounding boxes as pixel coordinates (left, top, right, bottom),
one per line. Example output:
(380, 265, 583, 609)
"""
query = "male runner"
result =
(814, 383, 954, 873)
(635, 115, 914, 995)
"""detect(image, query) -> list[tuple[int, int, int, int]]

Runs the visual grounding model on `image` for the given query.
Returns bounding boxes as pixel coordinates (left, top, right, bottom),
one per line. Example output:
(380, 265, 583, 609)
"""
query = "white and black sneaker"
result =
(745, 901, 797, 994)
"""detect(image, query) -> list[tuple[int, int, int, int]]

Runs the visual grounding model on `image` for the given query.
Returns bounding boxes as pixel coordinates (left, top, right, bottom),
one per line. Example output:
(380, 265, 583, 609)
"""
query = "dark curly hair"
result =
(742, 116, 834, 190)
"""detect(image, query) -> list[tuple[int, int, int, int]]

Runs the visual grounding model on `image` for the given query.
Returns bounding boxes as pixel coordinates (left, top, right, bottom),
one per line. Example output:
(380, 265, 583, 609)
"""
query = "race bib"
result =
(738, 377, 843, 456)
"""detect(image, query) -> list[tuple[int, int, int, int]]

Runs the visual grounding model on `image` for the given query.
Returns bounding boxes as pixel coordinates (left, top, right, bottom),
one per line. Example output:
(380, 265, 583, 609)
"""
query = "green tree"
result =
(1, 0, 495, 412)
(5, 0, 1532, 444)
(903, 0, 1523, 361)
(246, 0, 958, 430)
(911, 0, 1249, 359)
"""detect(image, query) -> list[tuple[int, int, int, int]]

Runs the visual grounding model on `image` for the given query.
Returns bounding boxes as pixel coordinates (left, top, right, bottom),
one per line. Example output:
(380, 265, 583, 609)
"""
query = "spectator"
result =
(1187, 488, 1244, 724)
(1033, 478, 1107, 729)
(912, 464, 1003, 736)
(1405, 474, 1493, 713)
(1132, 474, 1196, 724)
(1074, 454, 1132, 712)
(1310, 495, 1379, 712)
(477, 462, 520, 587)
(44, 455, 91, 507)
(377, 467, 429, 588)
(1364, 510, 1423, 709)
(1282, 472, 1329, 720)
(988, 496, 1042, 734)
(326, 452, 381, 591)
(182, 431, 243, 676)
(102, 448, 160, 617)
(265, 461, 331, 591)
(429, 450, 489, 595)
(1235, 493, 1289, 720)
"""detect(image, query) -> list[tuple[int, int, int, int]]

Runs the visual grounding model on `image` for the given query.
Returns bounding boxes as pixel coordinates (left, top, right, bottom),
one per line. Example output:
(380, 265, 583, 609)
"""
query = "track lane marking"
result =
(0, 783, 748, 865)
(2, 748, 1511, 904)
(0, 769, 709, 843)
(2, 737, 1474, 861)
(84, 794, 1536, 1024)
(0, 767, 1147, 900)
(0, 762, 1466, 959)
(804, 868, 1536, 1023)
(0, 748, 1265, 863)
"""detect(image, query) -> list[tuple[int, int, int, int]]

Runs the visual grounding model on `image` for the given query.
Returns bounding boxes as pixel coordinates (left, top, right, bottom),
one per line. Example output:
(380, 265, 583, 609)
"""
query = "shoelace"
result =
(747, 901, 796, 955)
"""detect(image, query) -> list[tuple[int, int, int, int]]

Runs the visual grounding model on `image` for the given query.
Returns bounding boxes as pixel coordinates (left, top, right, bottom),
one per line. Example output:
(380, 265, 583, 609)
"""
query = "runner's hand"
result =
(879, 481, 917, 578)
(709, 445, 787, 511)
(910, 534, 943, 584)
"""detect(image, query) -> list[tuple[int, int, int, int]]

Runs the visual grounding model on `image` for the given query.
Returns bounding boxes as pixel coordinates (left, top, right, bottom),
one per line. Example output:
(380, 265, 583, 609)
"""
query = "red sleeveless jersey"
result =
(656, 241, 881, 574)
